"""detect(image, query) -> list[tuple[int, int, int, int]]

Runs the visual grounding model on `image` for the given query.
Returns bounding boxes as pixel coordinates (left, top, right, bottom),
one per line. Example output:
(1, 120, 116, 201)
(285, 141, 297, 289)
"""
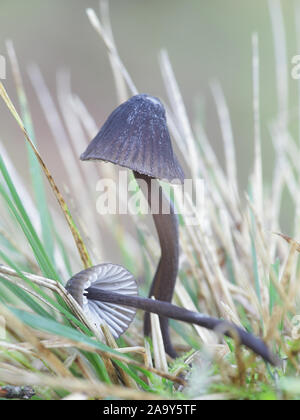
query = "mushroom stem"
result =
(86, 287, 277, 365)
(134, 171, 179, 358)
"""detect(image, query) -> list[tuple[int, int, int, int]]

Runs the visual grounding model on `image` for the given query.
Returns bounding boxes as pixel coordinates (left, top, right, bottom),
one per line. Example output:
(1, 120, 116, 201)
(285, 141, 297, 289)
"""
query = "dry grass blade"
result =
(101, 324, 138, 388)
(268, 0, 288, 130)
(210, 79, 238, 200)
(0, 304, 72, 377)
(99, 0, 128, 103)
(175, 282, 216, 344)
(0, 366, 162, 400)
(251, 33, 263, 221)
(86, 7, 138, 96)
(0, 81, 91, 269)
(0, 264, 185, 385)
(150, 298, 168, 373)
(274, 233, 300, 253)
(0, 333, 185, 386)
(159, 49, 198, 179)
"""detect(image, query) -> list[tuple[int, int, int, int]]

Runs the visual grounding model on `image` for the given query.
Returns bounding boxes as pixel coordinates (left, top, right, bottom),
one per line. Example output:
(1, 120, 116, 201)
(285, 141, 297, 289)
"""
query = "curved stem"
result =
(86, 287, 277, 365)
(134, 171, 179, 358)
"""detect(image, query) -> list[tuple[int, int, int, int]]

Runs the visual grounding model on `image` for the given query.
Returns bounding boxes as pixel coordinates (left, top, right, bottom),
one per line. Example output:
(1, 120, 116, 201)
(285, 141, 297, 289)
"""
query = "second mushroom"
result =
(80, 94, 184, 357)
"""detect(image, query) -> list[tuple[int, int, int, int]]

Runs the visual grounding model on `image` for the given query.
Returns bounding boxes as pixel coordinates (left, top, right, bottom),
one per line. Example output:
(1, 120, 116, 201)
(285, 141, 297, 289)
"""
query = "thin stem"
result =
(134, 171, 179, 358)
(86, 287, 277, 365)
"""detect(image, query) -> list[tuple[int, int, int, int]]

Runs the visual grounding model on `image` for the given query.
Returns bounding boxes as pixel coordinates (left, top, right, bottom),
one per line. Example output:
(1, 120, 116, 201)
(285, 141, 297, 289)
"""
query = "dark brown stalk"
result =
(86, 287, 277, 365)
(134, 171, 179, 358)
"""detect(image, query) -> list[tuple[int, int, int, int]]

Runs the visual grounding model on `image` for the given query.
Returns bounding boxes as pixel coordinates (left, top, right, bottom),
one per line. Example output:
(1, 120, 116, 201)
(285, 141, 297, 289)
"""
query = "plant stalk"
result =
(87, 286, 278, 366)
(134, 171, 179, 358)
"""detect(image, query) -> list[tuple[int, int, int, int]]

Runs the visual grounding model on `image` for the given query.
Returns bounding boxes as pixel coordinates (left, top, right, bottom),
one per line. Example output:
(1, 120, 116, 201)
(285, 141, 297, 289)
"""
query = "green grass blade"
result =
(0, 155, 59, 280)
(9, 306, 133, 362)
(0, 275, 54, 319)
(14, 71, 55, 263)
(0, 182, 57, 280)
(0, 251, 91, 334)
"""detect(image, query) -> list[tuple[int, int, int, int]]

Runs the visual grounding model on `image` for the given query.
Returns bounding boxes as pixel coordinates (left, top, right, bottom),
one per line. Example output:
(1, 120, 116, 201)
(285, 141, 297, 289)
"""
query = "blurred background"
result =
(0, 0, 299, 264)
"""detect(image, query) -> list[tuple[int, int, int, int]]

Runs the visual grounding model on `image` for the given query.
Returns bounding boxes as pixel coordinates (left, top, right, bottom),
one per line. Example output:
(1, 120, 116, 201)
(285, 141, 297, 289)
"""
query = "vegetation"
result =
(0, 1, 299, 400)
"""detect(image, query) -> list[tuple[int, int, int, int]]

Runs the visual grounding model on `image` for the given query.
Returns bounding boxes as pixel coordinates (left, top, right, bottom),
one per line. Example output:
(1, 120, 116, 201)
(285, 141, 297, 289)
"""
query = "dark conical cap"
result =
(80, 94, 184, 183)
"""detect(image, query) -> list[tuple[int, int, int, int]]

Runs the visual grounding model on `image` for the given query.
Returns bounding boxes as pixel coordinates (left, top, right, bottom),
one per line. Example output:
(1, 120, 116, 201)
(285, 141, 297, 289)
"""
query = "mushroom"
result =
(66, 264, 277, 365)
(80, 94, 184, 357)
(66, 263, 138, 340)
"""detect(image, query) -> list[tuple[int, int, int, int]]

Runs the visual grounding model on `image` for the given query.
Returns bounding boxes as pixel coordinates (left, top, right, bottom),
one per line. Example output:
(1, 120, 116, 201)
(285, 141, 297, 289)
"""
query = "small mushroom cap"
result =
(66, 264, 138, 339)
(80, 94, 184, 183)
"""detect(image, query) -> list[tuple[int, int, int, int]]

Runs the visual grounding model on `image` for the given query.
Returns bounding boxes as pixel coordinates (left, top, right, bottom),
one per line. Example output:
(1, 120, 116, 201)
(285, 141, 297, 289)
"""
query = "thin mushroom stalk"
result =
(134, 171, 179, 358)
(86, 286, 277, 365)
(80, 94, 185, 357)
(66, 263, 278, 366)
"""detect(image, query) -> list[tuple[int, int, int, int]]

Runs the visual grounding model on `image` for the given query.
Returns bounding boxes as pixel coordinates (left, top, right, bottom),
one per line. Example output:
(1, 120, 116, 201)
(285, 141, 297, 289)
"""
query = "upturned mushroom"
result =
(80, 94, 184, 357)
(66, 264, 277, 365)
(66, 263, 138, 339)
